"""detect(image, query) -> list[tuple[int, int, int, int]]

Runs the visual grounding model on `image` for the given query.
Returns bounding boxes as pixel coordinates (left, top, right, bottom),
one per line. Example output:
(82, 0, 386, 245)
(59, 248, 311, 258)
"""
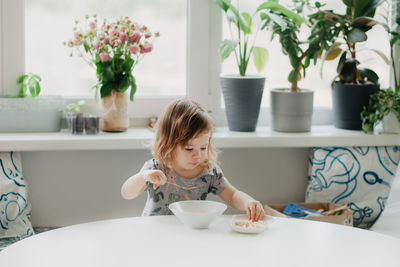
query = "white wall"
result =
(22, 148, 310, 227)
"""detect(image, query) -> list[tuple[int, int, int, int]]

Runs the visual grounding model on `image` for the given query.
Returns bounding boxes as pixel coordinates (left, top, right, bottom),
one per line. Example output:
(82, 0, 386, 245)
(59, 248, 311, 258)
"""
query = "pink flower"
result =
(109, 29, 120, 37)
(110, 35, 119, 46)
(94, 41, 100, 50)
(130, 31, 141, 43)
(120, 32, 128, 43)
(129, 45, 140, 55)
(155, 32, 160, 37)
(141, 44, 153, 53)
(89, 22, 96, 29)
(145, 33, 152, 39)
(99, 52, 110, 62)
(140, 26, 147, 31)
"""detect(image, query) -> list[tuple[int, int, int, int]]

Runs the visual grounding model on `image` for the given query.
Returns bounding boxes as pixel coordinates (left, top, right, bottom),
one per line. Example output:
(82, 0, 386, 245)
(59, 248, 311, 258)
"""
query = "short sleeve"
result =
(209, 164, 231, 195)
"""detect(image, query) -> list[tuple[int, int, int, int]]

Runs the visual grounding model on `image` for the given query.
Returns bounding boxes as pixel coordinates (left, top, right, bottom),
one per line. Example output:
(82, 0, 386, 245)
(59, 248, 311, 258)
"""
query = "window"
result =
(0, 0, 393, 126)
(217, 0, 390, 125)
(25, 0, 186, 98)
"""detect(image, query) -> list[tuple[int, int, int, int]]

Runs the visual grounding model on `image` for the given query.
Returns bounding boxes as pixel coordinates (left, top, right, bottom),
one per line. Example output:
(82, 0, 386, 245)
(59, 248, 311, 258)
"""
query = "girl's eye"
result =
(200, 147, 207, 151)
(184, 148, 193, 151)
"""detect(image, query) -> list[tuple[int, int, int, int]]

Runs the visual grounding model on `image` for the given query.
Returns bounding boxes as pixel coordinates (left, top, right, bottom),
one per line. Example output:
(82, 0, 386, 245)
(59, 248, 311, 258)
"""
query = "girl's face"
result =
(172, 132, 211, 173)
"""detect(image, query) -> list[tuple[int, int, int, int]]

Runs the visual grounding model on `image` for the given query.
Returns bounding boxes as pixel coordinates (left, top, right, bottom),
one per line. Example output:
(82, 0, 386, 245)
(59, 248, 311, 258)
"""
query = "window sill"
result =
(0, 126, 398, 151)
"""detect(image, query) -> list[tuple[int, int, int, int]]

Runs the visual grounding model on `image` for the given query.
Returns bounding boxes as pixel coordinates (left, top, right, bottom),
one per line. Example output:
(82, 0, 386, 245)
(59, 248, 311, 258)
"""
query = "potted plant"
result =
(216, 0, 271, 131)
(319, 0, 386, 130)
(66, 14, 159, 132)
(0, 73, 63, 132)
(66, 100, 100, 135)
(257, 0, 336, 132)
(361, 12, 400, 133)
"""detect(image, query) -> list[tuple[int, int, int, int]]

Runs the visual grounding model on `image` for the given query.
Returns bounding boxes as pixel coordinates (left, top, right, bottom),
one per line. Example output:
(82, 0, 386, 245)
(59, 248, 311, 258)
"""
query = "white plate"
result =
(230, 214, 275, 234)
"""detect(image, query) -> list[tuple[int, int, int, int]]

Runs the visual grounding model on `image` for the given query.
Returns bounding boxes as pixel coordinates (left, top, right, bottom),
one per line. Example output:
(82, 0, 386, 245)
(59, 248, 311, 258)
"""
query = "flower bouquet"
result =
(66, 14, 159, 132)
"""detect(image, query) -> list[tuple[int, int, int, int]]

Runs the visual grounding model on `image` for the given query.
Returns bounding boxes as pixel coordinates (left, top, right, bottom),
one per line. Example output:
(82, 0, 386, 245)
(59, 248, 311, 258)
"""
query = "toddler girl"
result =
(121, 98, 280, 220)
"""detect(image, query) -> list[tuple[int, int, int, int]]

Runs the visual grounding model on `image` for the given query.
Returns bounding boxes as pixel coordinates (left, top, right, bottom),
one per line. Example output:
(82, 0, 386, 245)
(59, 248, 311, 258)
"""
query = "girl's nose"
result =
(193, 150, 201, 159)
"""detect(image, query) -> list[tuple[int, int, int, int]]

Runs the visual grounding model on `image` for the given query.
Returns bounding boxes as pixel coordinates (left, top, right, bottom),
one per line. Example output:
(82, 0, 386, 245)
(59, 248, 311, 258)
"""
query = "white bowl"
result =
(230, 214, 275, 234)
(169, 200, 227, 229)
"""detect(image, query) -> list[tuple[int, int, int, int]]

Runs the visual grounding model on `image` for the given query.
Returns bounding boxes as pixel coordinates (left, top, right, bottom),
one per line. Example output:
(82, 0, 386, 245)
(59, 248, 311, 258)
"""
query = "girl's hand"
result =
(143, 170, 167, 189)
(245, 200, 264, 221)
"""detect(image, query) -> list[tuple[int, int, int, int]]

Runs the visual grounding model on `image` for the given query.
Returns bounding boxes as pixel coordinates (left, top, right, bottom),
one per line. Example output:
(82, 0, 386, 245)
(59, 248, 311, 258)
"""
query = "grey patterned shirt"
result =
(141, 159, 230, 216)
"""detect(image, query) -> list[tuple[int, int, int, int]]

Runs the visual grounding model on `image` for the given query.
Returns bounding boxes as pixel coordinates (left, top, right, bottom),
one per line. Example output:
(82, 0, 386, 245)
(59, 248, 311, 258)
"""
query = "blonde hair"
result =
(152, 98, 217, 170)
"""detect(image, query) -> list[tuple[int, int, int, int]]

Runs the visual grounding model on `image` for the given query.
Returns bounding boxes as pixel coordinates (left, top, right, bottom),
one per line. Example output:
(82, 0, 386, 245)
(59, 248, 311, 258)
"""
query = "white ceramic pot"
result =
(382, 111, 400, 134)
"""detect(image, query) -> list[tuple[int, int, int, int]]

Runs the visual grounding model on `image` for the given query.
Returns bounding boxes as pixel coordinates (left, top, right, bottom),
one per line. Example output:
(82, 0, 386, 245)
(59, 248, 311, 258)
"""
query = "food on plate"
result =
(233, 219, 267, 228)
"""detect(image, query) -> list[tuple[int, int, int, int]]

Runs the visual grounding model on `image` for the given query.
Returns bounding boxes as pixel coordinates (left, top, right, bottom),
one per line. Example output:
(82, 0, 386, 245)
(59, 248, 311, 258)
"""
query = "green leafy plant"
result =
(361, 11, 400, 133)
(66, 100, 86, 113)
(258, 0, 338, 92)
(361, 89, 400, 132)
(15, 72, 41, 98)
(216, 0, 272, 76)
(320, 0, 387, 85)
(66, 15, 159, 101)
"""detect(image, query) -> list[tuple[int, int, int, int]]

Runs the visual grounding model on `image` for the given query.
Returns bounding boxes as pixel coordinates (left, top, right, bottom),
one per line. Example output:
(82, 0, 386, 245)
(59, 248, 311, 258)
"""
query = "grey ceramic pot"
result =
(270, 88, 314, 132)
(332, 82, 379, 130)
(220, 74, 265, 132)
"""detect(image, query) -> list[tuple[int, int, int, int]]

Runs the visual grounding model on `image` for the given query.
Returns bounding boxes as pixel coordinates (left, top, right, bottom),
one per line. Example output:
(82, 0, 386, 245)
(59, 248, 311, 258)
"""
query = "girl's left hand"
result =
(245, 200, 264, 221)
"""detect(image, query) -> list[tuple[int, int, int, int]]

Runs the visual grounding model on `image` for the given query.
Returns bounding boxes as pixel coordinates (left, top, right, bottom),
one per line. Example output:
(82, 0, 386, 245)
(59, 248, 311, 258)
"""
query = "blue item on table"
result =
(283, 202, 327, 218)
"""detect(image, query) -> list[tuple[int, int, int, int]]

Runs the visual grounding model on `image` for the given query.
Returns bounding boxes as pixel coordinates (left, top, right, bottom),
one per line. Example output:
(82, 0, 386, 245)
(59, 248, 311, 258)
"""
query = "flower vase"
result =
(101, 90, 129, 132)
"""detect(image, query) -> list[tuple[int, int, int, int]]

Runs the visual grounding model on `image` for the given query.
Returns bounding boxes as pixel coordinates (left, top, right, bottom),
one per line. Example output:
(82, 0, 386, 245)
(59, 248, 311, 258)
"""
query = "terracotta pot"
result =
(101, 90, 129, 132)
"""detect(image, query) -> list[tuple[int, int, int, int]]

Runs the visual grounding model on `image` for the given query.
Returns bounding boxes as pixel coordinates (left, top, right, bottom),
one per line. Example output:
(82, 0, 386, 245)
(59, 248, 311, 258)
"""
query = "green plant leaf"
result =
(241, 12, 252, 34)
(130, 76, 137, 101)
(353, 0, 371, 17)
(83, 42, 90, 53)
(337, 51, 347, 73)
(256, 1, 306, 25)
(359, 67, 379, 84)
(352, 17, 382, 32)
(101, 64, 115, 83)
(347, 28, 368, 43)
(263, 12, 289, 31)
(219, 39, 238, 61)
(16, 74, 27, 84)
(28, 79, 40, 97)
(119, 76, 131, 92)
(288, 69, 301, 83)
(252, 47, 269, 72)
(220, 0, 250, 33)
(339, 58, 357, 82)
(100, 83, 112, 98)
(18, 84, 27, 98)
(215, 0, 229, 12)
(320, 42, 343, 78)
(390, 35, 400, 47)
(360, 0, 386, 17)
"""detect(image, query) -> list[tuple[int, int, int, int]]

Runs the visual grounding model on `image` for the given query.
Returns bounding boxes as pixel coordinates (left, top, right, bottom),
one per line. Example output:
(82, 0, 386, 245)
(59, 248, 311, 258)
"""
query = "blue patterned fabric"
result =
(306, 146, 400, 229)
(0, 152, 34, 239)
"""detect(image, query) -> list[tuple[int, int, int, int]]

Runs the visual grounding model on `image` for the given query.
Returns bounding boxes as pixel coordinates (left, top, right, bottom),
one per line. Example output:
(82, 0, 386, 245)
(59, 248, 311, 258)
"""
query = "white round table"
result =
(1, 215, 399, 267)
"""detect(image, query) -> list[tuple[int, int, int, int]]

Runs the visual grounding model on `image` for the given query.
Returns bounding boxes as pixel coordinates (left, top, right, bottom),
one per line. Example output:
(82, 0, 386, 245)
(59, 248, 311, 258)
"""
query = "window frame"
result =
(3, 0, 397, 127)
(1, 0, 211, 120)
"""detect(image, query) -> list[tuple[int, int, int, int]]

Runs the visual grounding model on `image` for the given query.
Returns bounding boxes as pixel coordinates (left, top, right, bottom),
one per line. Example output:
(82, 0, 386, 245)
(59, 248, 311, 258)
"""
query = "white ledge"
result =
(0, 126, 398, 151)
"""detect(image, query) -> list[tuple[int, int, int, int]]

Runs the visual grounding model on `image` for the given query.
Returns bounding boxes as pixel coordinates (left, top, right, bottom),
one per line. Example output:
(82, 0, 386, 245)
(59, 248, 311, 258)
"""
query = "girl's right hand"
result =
(143, 170, 167, 189)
